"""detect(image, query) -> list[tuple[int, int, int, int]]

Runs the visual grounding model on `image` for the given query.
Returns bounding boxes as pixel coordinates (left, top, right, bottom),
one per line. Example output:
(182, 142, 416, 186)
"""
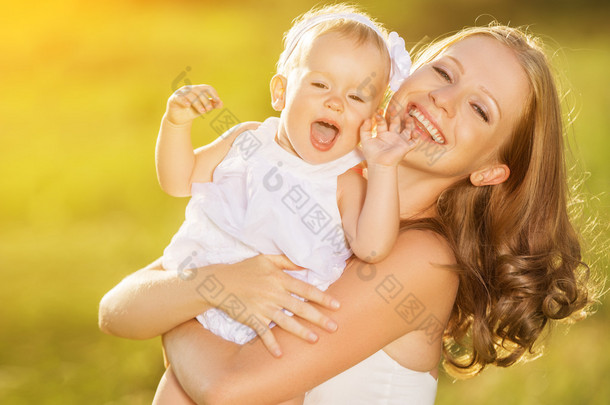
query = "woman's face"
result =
(388, 35, 530, 180)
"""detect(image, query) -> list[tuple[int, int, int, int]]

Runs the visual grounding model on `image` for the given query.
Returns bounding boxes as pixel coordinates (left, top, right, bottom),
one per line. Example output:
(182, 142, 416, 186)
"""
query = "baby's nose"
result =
(325, 97, 343, 112)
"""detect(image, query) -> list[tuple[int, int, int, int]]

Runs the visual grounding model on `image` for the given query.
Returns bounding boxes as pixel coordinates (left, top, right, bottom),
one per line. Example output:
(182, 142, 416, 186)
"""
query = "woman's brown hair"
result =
(404, 24, 599, 377)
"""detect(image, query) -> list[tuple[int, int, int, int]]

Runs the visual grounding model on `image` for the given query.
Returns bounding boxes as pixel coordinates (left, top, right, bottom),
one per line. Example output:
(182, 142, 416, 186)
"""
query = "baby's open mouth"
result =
(311, 120, 339, 151)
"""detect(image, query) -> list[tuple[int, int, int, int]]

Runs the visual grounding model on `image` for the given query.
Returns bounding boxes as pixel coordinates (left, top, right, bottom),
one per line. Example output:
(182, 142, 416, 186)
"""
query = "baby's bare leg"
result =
(152, 366, 196, 405)
(276, 394, 305, 405)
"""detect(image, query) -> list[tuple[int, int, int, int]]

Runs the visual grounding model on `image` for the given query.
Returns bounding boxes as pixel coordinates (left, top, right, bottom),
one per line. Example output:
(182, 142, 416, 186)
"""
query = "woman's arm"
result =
(165, 229, 459, 405)
(99, 257, 216, 340)
(98, 255, 342, 352)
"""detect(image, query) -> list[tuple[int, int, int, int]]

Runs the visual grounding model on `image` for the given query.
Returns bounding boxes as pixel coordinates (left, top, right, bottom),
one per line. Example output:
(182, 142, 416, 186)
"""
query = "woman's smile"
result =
(407, 105, 446, 144)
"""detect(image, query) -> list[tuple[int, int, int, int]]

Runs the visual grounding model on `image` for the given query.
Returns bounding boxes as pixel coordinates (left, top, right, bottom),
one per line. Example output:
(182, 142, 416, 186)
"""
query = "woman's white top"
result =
(162, 117, 362, 343)
(305, 349, 438, 405)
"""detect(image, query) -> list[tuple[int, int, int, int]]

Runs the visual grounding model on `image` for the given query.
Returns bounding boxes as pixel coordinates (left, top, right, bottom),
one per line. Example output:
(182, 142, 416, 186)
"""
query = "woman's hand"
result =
(166, 84, 224, 126)
(202, 254, 341, 357)
(99, 252, 339, 355)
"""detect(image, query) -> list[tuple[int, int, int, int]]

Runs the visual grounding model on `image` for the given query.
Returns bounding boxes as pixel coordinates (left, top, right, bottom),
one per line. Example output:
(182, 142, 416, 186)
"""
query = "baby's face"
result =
(276, 32, 390, 164)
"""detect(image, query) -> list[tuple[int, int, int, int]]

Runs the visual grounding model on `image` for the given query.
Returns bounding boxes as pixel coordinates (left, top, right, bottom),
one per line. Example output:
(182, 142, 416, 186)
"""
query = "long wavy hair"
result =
(403, 24, 599, 377)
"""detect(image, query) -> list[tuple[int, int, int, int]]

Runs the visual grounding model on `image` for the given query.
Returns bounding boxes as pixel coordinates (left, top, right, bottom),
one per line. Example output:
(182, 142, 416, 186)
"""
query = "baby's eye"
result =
(472, 103, 489, 123)
(433, 66, 451, 82)
(349, 94, 364, 103)
(312, 82, 327, 89)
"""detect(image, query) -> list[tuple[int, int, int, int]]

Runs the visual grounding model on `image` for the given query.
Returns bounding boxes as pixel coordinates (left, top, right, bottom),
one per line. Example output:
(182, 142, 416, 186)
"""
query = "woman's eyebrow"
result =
(480, 86, 502, 119)
(447, 54, 501, 120)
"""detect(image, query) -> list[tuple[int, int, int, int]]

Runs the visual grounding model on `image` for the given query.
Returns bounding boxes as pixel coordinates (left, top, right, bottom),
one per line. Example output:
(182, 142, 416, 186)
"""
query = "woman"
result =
(99, 24, 595, 404)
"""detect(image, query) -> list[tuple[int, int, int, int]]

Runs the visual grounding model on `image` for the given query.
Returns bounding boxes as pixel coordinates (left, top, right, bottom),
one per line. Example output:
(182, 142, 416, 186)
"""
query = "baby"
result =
(153, 4, 413, 404)
(156, 0, 412, 365)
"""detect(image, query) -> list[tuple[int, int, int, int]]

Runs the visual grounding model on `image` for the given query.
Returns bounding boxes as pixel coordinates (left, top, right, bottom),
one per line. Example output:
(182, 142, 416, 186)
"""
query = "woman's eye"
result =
(312, 82, 327, 89)
(472, 103, 489, 123)
(433, 66, 451, 82)
(349, 94, 364, 103)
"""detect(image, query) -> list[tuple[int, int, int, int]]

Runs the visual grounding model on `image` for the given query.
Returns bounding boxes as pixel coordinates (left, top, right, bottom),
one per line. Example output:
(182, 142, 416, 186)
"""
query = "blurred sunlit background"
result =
(1, 0, 609, 403)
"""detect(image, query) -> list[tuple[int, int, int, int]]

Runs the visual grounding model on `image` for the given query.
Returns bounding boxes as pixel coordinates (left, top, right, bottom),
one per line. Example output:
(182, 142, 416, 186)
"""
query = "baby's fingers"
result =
(170, 88, 193, 109)
(399, 119, 419, 151)
(171, 85, 193, 104)
(189, 90, 214, 114)
(401, 130, 418, 151)
(359, 118, 373, 143)
(194, 89, 223, 114)
(175, 88, 203, 112)
(204, 86, 223, 109)
(400, 118, 418, 143)
(388, 110, 401, 134)
(374, 112, 388, 134)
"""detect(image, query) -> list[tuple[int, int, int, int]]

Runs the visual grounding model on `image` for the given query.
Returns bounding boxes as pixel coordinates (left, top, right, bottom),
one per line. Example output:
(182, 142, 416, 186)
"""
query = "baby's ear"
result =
(270, 74, 287, 111)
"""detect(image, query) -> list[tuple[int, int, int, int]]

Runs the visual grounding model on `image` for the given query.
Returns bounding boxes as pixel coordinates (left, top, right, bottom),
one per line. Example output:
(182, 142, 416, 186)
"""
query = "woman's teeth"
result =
(408, 108, 445, 144)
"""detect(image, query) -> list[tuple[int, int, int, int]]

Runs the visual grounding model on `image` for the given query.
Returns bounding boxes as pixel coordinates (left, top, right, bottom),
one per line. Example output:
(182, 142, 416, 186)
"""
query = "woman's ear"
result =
(470, 164, 510, 186)
(270, 74, 287, 111)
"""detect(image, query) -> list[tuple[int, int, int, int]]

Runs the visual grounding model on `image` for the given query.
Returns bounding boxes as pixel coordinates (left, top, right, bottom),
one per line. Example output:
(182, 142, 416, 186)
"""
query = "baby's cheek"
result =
(356, 105, 376, 123)
(346, 129, 362, 149)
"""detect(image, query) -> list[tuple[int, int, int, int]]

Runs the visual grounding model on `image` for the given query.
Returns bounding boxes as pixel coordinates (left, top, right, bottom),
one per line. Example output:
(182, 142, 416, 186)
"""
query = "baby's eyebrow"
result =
(306, 70, 327, 75)
(446, 55, 464, 74)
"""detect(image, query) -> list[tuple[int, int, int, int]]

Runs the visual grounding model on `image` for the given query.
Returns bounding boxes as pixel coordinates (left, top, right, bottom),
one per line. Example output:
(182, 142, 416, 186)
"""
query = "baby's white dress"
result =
(162, 117, 362, 344)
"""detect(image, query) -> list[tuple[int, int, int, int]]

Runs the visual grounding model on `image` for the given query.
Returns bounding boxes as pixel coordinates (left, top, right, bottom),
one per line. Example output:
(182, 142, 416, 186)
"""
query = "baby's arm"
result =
(339, 114, 416, 263)
(156, 84, 253, 197)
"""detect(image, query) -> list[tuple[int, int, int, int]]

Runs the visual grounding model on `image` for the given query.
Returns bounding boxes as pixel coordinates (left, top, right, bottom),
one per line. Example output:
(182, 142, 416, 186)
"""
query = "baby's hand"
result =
(360, 111, 417, 168)
(165, 84, 224, 126)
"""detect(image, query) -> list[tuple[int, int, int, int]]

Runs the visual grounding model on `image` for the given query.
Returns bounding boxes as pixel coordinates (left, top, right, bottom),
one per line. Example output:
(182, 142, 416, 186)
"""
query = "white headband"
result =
(279, 13, 411, 91)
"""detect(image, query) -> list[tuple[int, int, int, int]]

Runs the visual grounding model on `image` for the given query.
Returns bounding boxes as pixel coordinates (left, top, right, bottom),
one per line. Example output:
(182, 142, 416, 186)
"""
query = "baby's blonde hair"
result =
(276, 3, 390, 76)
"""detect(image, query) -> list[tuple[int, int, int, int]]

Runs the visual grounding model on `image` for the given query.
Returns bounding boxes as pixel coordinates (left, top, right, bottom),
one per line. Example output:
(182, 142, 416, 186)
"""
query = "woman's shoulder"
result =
(378, 227, 458, 288)
(394, 227, 455, 264)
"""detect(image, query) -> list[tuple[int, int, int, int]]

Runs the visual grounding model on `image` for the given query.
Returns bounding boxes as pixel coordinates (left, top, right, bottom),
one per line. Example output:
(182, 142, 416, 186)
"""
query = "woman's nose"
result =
(429, 86, 457, 118)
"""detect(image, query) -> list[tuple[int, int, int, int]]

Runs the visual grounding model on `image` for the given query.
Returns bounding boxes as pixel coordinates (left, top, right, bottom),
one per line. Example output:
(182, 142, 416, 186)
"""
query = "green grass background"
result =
(1, 0, 608, 403)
